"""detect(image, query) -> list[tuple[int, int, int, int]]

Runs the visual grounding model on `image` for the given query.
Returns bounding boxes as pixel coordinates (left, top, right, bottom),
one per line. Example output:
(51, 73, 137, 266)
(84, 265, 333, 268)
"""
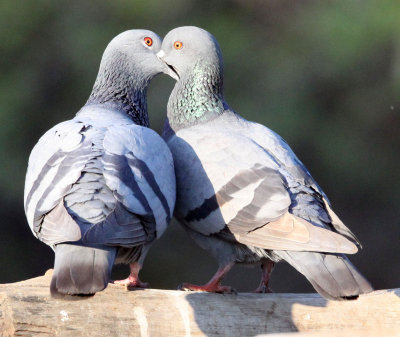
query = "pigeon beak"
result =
(157, 50, 165, 59)
(157, 50, 180, 81)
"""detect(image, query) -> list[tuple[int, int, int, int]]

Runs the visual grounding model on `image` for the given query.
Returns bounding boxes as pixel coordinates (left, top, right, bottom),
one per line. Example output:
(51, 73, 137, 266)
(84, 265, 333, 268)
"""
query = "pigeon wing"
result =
(24, 120, 92, 242)
(248, 120, 361, 246)
(101, 124, 176, 240)
(173, 128, 356, 254)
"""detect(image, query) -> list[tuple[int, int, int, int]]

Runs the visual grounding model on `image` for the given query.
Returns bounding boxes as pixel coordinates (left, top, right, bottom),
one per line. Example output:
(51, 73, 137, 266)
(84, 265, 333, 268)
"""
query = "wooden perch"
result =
(0, 270, 399, 337)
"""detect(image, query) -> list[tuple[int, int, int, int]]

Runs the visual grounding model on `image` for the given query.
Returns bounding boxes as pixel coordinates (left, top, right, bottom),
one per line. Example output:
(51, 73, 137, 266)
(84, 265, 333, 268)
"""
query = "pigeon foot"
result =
(178, 282, 236, 294)
(111, 262, 149, 289)
(112, 276, 150, 289)
(252, 260, 275, 293)
(252, 284, 273, 293)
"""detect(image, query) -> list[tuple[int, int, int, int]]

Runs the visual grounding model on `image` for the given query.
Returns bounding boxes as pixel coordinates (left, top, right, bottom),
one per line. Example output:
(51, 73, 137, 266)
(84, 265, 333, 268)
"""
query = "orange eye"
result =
(144, 37, 153, 46)
(174, 41, 183, 50)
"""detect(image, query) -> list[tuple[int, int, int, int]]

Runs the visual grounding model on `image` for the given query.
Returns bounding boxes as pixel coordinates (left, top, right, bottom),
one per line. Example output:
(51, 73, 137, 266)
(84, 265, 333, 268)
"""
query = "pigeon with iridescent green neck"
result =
(158, 26, 372, 300)
(24, 30, 176, 297)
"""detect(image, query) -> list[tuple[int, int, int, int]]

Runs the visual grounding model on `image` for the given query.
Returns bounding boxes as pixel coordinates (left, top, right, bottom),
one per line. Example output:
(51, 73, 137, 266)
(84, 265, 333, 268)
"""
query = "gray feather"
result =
(51, 243, 117, 297)
(24, 29, 176, 296)
(160, 26, 372, 299)
(276, 251, 373, 300)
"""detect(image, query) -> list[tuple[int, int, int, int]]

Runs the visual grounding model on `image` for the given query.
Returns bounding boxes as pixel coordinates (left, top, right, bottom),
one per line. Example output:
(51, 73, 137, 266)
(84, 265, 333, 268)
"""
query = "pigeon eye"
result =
(144, 37, 153, 47)
(174, 41, 183, 50)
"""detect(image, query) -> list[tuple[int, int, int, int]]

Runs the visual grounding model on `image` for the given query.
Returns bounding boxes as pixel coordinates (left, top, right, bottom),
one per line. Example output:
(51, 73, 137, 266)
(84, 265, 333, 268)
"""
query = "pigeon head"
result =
(159, 26, 226, 130)
(87, 29, 166, 126)
(99, 29, 165, 83)
(158, 26, 223, 82)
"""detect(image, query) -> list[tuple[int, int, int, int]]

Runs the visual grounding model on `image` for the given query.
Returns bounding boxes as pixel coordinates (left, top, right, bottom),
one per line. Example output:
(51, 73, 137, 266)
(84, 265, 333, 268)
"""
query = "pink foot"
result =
(178, 262, 236, 294)
(112, 276, 150, 289)
(252, 284, 274, 293)
(111, 262, 149, 289)
(178, 282, 236, 294)
(112, 277, 149, 288)
(252, 260, 275, 293)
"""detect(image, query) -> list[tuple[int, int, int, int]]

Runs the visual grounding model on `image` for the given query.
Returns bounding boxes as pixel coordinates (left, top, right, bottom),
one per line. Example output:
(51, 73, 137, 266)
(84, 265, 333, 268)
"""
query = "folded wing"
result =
(176, 129, 357, 254)
(24, 120, 91, 242)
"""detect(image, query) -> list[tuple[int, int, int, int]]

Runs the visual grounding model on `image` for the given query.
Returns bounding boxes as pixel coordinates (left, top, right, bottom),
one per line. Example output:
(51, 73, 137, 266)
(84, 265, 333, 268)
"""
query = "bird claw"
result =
(252, 284, 273, 294)
(111, 278, 150, 290)
(177, 282, 237, 294)
(126, 282, 150, 291)
(226, 287, 238, 295)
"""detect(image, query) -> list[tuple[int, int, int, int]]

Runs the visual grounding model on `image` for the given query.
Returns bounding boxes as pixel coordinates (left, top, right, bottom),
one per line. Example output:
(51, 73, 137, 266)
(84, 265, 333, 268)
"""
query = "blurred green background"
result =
(0, 0, 399, 293)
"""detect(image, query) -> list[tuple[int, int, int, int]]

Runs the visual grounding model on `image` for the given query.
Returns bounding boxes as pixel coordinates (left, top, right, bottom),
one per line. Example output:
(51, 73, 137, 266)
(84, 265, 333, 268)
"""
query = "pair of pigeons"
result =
(24, 26, 373, 300)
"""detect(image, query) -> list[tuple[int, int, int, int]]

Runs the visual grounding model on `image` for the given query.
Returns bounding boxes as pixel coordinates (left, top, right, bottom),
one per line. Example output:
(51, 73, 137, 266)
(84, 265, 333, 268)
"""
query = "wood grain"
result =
(0, 270, 399, 337)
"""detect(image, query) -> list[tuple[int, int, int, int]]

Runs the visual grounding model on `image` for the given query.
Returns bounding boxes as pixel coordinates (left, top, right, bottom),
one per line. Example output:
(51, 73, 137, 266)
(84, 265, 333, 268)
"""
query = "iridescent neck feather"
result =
(167, 61, 226, 131)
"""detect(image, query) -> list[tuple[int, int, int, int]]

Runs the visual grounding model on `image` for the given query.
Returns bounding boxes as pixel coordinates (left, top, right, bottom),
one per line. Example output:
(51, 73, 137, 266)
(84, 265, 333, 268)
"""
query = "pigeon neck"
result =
(86, 60, 150, 127)
(167, 62, 226, 131)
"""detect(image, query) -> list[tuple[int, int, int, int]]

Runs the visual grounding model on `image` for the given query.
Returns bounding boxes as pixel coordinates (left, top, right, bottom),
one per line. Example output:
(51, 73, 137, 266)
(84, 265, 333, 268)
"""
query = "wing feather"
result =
(231, 212, 358, 254)
(24, 120, 91, 236)
(172, 122, 357, 254)
(102, 124, 175, 238)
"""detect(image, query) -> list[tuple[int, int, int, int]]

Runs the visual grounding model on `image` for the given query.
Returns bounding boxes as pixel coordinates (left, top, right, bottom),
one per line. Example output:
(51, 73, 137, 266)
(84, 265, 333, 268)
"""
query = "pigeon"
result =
(158, 26, 373, 300)
(24, 30, 176, 297)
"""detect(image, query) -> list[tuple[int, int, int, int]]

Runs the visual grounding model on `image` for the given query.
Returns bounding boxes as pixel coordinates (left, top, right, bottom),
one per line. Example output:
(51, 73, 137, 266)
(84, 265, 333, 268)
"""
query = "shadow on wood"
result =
(0, 270, 399, 336)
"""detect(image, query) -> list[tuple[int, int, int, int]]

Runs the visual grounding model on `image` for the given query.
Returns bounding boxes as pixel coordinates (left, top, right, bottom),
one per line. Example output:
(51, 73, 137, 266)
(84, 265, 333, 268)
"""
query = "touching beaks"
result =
(157, 50, 180, 81)
(157, 50, 165, 59)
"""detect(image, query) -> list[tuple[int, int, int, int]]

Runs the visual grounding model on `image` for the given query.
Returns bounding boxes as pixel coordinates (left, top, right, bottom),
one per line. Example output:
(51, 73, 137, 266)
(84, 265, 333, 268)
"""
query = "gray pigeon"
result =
(24, 30, 176, 297)
(158, 26, 373, 300)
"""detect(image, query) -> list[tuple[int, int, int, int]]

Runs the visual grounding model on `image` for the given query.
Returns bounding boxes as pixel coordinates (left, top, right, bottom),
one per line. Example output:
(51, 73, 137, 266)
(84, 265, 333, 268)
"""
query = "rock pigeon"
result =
(158, 26, 373, 300)
(24, 30, 176, 297)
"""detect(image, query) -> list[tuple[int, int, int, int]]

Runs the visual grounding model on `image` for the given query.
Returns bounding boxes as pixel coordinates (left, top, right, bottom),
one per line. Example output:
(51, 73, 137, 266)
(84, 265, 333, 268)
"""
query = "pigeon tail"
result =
(276, 251, 373, 300)
(50, 243, 117, 297)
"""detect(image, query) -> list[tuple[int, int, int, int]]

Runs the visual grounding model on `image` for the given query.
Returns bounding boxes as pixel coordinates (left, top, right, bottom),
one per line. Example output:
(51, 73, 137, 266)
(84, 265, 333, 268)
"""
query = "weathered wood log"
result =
(261, 329, 400, 337)
(0, 270, 399, 337)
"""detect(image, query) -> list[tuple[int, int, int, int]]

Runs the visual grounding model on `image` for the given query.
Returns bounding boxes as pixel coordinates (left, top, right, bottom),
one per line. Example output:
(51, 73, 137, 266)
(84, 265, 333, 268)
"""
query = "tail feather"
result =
(51, 243, 117, 297)
(276, 251, 373, 300)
